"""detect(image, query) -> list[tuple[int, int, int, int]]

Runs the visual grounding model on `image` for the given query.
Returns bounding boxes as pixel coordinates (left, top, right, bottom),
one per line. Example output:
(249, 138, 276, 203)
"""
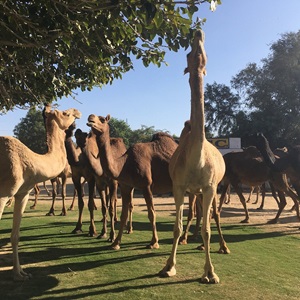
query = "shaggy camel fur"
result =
(159, 30, 228, 283)
(0, 106, 81, 281)
(74, 129, 124, 241)
(87, 116, 178, 250)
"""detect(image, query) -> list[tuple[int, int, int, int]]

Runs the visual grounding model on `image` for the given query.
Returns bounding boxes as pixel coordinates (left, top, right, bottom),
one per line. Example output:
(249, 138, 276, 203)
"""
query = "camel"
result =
(0, 106, 81, 281)
(218, 142, 300, 223)
(87, 115, 178, 250)
(250, 133, 300, 219)
(159, 30, 229, 283)
(73, 128, 124, 241)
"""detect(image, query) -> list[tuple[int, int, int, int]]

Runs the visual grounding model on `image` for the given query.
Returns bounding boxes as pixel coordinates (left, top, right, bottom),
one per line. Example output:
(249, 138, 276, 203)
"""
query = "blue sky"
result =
(1, 0, 300, 137)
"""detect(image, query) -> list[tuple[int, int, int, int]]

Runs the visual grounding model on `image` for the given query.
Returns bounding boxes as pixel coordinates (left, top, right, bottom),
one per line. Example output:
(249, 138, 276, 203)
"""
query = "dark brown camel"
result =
(251, 133, 300, 218)
(219, 143, 300, 223)
(87, 115, 178, 250)
(64, 126, 109, 238)
(74, 129, 125, 242)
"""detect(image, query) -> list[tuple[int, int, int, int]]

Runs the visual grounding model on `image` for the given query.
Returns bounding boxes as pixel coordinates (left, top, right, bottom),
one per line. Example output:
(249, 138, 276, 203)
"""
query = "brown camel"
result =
(0, 106, 81, 281)
(218, 141, 300, 223)
(73, 128, 124, 241)
(250, 133, 300, 219)
(64, 126, 106, 238)
(87, 115, 178, 250)
(159, 30, 229, 283)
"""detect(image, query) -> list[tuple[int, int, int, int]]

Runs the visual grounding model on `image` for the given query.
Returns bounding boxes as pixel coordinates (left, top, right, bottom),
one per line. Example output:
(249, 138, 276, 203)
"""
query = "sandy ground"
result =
(29, 179, 300, 236)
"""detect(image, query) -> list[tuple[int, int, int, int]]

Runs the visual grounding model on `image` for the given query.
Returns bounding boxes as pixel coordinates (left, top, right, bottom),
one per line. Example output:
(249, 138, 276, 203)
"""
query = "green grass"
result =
(1, 201, 300, 300)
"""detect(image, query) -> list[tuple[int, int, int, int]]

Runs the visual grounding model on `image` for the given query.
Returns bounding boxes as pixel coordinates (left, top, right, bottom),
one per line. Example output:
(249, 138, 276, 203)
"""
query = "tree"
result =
(231, 30, 300, 147)
(0, 0, 220, 112)
(109, 117, 132, 147)
(204, 81, 241, 136)
(13, 107, 47, 154)
(129, 125, 157, 145)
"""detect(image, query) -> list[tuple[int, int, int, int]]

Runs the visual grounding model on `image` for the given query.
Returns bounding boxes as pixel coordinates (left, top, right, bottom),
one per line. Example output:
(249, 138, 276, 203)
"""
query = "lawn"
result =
(0, 195, 300, 300)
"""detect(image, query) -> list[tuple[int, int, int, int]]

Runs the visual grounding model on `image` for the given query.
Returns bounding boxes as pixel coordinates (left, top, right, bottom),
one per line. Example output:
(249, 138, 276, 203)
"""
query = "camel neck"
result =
(97, 131, 125, 180)
(189, 72, 205, 142)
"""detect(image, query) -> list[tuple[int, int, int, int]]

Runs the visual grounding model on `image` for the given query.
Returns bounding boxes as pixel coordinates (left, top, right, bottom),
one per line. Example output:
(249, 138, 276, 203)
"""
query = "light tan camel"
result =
(87, 116, 178, 250)
(0, 106, 81, 281)
(159, 30, 228, 283)
(73, 128, 125, 241)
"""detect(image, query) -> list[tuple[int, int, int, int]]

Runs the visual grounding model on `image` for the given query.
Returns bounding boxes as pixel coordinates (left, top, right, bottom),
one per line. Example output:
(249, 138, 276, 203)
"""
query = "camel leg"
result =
(142, 186, 159, 249)
(126, 199, 134, 234)
(218, 182, 230, 212)
(159, 187, 185, 277)
(108, 181, 118, 242)
(247, 186, 254, 203)
(211, 197, 230, 254)
(111, 185, 134, 250)
(193, 194, 202, 239)
(285, 187, 300, 220)
(224, 184, 231, 204)
(60, 175, 67, 216)
(96, 182, 108, 239)
(69, 187, 77, 211)
(11, 193, 32, 281)
(0, 197, 10, 219)
(200, 186, 219, 284)
(268, 190, 286, 224)
(46, 178, 58, 216)
(232, 183, 250, 223)
(257, 183, 265, 209)
(30, 184, 40, 209)
(43, 181, 51, 196)
(72, 176, 85, 234)
(179, 193, 196, 245)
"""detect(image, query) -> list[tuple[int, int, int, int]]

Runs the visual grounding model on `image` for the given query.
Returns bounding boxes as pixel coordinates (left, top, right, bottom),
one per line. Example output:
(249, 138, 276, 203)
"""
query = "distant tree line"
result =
(204, 30, 300, 149)
(13, 108, 171, 152)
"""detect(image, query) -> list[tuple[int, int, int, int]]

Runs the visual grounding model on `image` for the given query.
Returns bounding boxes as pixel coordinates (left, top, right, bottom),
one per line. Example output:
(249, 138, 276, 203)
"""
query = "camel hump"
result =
(150, 132, 174, 142)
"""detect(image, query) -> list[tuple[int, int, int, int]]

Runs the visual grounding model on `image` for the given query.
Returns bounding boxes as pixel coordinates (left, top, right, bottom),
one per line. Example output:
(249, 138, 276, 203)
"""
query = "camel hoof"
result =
(59, 212, 67, 216)
(219, 246, 230, 254)
(68, 207, 74, 211)
(267, 219, 278, 224)
(97, 233, 107, 239)
(147, 242, 159, 249)
(111, 243, 120, 250)
(256, 207, 263, 210)
(14, 272, 32, 281)
(196, 244, 205, 251)
(126, 229, 133, 234)
(30, 206, 36, 210)
(71, 228, 83, 234)
(159, 266, 176, 277)
(46, 212, 55, 216)
(240, 219, 250, 223)
(178, 238, 188, 245)
(200, 272, 219, 284)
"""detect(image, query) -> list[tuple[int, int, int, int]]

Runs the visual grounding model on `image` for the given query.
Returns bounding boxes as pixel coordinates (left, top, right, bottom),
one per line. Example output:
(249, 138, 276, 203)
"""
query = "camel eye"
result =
(99, 117, 105, 123)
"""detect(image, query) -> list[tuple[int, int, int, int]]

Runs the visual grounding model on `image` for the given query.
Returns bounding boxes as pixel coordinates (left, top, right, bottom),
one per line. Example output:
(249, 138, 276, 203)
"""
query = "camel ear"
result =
(106, 115, 111, 122)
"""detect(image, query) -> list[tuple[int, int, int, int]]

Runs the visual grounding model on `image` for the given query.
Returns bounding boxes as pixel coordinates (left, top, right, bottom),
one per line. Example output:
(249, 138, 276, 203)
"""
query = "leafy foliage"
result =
(13, 107, 47, 154)
(205, 30, 300, 148)
(0, 0, 218, 112)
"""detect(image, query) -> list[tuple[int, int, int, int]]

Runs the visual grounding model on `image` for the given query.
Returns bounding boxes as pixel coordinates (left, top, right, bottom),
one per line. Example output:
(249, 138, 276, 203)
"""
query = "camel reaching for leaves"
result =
(159, 30, 229, 283)
(0, 106, 81, 281)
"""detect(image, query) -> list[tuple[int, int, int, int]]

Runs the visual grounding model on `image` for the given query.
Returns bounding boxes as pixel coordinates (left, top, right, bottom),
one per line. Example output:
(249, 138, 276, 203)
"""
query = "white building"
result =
(207, 137, 242, 155)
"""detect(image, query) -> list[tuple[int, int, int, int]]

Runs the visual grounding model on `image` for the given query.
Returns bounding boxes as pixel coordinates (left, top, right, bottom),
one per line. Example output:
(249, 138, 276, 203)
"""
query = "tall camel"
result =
(0, 106, 81, 281)
(74, 129, 125, 241)
(87, 116, 178, 250)
(159, 30, 228, 283)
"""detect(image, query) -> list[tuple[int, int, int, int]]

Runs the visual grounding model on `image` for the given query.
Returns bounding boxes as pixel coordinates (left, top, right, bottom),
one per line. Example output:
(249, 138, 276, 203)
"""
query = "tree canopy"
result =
(1, 0, 219, 112)
(204, 30, 300, 148)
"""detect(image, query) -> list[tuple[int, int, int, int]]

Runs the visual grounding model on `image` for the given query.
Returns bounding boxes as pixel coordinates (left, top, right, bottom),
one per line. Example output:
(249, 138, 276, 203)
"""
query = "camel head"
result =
(44, 108, 81, 131)
(65, 122, 76, 139)
(184, 29, 207, 75)
(86, 114, 110, 136)
(75, 128, 89, 148)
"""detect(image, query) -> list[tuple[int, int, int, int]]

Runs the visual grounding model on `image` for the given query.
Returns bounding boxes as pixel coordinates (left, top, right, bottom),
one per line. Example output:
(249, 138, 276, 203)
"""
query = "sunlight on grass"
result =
(0, 201, 299, 300)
